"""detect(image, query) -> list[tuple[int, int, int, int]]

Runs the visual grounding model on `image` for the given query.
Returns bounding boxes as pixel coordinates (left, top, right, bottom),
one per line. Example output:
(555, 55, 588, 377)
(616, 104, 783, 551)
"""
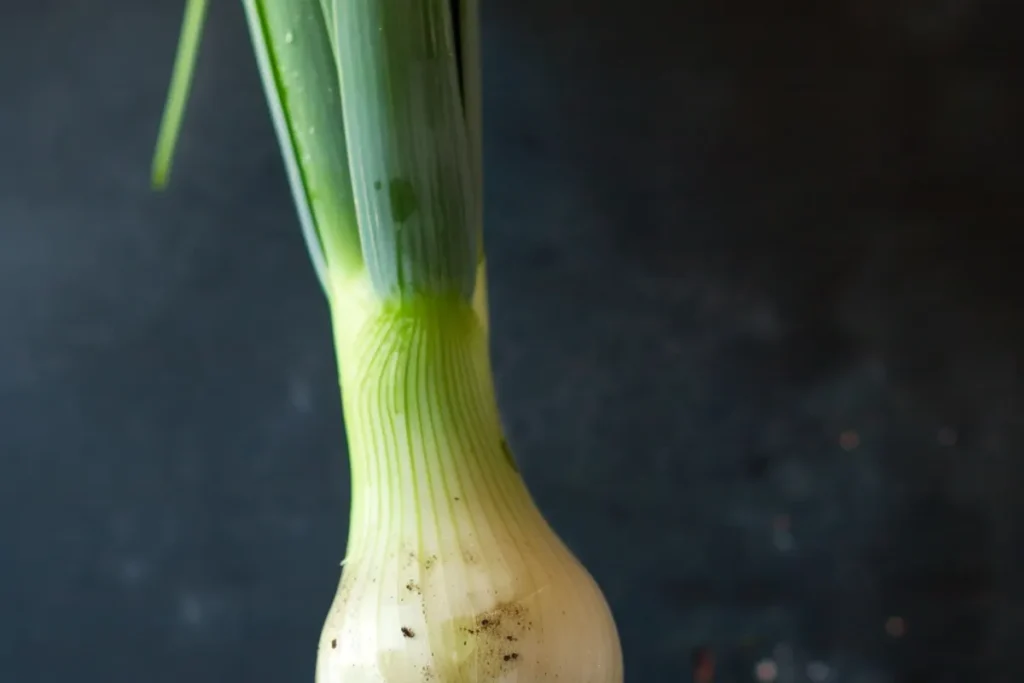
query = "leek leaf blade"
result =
(151, 0, 209, 190)
(242, 0, 362, 291)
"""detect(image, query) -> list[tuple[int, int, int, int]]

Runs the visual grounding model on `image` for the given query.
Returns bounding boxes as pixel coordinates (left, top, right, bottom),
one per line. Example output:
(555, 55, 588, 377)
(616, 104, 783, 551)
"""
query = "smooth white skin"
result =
(316, 277, 623, 682)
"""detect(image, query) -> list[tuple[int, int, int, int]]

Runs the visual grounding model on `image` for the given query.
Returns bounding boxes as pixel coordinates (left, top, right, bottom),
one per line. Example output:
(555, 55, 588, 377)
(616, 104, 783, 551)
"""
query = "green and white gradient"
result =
(154, 1, 622, 680)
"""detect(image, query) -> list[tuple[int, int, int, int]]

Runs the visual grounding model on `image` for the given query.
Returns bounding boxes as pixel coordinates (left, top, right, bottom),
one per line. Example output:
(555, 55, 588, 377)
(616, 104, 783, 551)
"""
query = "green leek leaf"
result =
(242, 0, 362, 291)
(151, 0, 208, 190)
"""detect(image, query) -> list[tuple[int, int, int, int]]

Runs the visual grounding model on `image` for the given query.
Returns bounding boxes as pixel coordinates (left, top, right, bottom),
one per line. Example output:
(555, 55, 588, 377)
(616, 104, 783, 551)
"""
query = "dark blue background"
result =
(3, 1, 1023, 681)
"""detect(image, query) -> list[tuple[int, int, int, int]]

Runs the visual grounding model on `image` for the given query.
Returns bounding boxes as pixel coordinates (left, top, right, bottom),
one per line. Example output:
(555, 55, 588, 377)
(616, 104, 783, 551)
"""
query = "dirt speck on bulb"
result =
(434, 600, 531, 679)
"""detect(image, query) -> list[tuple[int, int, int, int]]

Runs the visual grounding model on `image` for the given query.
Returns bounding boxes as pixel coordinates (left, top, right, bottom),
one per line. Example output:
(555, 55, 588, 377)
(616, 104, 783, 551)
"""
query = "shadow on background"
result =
(2, 1, 1022, 681)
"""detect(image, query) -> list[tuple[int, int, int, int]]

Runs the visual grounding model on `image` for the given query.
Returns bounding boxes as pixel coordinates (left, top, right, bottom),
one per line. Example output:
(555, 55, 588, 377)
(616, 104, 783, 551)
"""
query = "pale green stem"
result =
(323, 1, 494, 509)
(332, 0, 478, 303)
(329, 290, 525, 567)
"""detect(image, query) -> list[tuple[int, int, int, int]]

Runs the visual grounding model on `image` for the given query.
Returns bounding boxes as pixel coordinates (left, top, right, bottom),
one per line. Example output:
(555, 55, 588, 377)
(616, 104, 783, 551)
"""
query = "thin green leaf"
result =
(151, 0, 209, 190)
(242, 0, 362, 292)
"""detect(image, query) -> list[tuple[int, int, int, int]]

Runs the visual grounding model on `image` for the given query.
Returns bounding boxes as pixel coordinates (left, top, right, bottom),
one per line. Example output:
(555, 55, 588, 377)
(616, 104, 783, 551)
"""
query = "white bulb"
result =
(316, 497, 622, 681)
(317, 296, 624, 682)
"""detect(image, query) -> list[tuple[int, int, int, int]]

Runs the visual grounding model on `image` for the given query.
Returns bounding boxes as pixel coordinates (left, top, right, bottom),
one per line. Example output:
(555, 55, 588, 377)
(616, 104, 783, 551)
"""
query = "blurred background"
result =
(2, 1, 1023, 681)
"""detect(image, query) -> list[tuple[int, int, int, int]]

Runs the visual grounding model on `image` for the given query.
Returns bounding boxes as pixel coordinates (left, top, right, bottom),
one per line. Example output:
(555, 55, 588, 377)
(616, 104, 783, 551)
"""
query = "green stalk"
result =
(332, 1, 477, 302)
(242, 0, 363, 283)
(324, 0, 496, 572)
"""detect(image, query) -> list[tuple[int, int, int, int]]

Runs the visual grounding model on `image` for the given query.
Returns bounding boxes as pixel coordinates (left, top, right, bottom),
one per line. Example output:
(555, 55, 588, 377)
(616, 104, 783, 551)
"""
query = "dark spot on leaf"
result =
(373, 180, 382, 191)
(389, 178, 417, 223)
(331, 639, 337, 649)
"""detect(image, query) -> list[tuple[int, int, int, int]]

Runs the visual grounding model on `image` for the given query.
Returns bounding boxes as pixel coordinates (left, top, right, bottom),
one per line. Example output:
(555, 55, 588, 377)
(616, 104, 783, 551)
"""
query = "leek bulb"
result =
(153, 1, 623, 680)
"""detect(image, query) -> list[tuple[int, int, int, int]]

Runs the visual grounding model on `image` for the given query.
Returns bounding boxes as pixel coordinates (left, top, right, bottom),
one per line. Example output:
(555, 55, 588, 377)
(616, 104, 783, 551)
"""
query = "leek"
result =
(153, 1, 623, 680)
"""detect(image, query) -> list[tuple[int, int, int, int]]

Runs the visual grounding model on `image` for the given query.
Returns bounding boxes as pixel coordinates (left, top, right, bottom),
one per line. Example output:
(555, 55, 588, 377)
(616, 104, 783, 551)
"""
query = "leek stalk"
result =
(153, 2, 623, 680)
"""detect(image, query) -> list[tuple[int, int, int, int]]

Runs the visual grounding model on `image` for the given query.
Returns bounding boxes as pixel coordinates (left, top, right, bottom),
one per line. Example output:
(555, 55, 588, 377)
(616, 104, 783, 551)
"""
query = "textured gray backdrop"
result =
(2, 1, 1023, 681)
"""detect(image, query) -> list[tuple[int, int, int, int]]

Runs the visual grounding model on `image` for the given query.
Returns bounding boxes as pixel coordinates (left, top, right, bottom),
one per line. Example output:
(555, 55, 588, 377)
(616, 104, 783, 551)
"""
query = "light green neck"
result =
(328, 275, 526, 556)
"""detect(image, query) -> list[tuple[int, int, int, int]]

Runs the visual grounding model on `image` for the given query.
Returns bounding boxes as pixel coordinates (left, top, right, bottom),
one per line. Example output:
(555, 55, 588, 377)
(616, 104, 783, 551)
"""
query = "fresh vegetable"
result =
(153, 2, 623, 680)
